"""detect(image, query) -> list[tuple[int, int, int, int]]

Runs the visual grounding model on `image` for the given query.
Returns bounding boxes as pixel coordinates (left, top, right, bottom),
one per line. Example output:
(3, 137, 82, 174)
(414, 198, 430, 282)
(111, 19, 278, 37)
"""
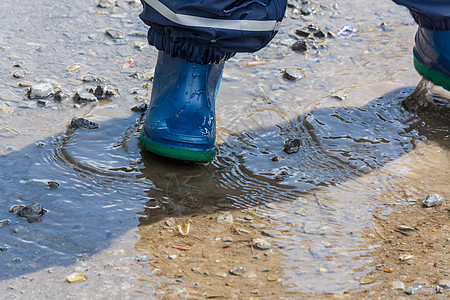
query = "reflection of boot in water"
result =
(140, 51, 224, 162)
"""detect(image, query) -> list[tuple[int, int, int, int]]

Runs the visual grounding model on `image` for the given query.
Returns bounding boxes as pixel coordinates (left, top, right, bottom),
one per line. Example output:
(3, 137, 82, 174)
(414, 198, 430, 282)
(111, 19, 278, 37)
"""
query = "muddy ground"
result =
(135, 183, 449, 299)
(0, 0, 449, 299)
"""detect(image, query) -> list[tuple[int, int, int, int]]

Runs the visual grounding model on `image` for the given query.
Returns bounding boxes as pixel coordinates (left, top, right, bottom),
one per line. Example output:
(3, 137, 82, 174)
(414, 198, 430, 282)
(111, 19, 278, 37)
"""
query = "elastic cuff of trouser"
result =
(147, 26, 236, 65)
(410, 11, 450, 30)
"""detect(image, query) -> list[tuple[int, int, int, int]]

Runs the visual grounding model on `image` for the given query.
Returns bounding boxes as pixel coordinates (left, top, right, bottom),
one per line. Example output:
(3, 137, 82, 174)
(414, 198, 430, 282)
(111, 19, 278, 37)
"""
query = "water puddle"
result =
(0, 0, 448, 297)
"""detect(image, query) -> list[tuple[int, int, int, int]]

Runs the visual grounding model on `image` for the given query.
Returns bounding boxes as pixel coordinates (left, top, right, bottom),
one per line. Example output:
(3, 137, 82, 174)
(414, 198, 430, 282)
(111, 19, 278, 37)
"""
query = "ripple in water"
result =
(1, 92, 443, 293)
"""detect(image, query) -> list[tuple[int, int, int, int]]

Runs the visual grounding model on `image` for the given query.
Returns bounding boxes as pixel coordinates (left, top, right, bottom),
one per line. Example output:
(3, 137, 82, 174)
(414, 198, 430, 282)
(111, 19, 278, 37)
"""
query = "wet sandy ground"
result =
(0, 0, 449, 299)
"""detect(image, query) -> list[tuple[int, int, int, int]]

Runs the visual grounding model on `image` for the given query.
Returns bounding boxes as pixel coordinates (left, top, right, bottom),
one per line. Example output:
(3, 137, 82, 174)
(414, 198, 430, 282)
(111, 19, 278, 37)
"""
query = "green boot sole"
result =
(140, 134, 216, 162)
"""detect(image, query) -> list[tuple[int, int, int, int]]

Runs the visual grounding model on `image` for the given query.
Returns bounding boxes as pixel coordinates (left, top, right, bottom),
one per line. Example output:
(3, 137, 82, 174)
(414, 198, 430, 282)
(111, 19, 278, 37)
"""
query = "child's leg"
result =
(139, 0, 287, 161)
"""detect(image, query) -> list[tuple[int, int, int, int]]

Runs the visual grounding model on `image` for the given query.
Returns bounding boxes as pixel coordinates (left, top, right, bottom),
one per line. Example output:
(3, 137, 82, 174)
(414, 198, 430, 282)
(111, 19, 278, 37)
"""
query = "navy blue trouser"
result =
(393, 0, 450, 30)
(140, 0, 449, 64)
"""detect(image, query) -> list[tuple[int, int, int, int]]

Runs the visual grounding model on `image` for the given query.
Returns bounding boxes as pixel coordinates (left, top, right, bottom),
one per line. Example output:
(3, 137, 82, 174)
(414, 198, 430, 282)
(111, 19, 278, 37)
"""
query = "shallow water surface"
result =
(0, 0, 449, 297)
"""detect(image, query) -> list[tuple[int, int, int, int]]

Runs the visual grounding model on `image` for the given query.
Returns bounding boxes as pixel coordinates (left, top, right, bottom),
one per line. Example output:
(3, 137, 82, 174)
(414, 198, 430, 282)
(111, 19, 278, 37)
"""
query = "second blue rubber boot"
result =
(140, 51, 224, 162)
(413, 27, 450, 91)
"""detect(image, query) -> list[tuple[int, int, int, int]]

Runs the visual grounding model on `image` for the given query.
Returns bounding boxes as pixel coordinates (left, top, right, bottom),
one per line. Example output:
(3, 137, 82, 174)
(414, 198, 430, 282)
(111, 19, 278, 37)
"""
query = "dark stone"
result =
(291, 40, 309, 52)
(301, 4, 316, 15)
(93, 84, 119, 99)
(37, 99, 49, 106)
(54, 91, 69, 102)
(70, 117, 99, 130)
(47, 181, 60, 189)
(82, 75, 106, 83)
(73, 92, 98, 104)
(283, 138, 301, 154)
(294, 29, 310, 38)
(313, 30, 327, 38)
(131, 103, 148, 113)
(271, 155, 284, 162)
(11, 202, 47, 223)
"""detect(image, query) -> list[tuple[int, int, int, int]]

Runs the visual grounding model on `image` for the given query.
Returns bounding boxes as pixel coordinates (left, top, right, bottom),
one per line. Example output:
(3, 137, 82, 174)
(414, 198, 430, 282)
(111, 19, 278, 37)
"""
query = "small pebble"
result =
(13, 61, 24, 68)
(250, 223, 266, 229)
(271, 155, 284, 162)
(391, 280, 405, 290)
(252, 238, 271, 250)
(81, 75, 106, 83)
(191, 267, 202, 274)
(37, 99, 49, 106)
(70, 117, 99, 130)
(13, 257, 21, 263)
(18, 81, 33, 87)
(105, 28, 124, 39)
(0, 219, 10, 228)
(136, 255, 151, 262)
(291, 40, 308, 52)
(229, 266, 245, 276)
(420, 287, 436, 295)
(217, 214, 233, 224)
(98, 0, 114, 8)
(439, 279, 450, 289)
(422, 194, 443, 207)
(222, 237, 233, 243)
(54, 91, 69, 102)
(236, 227, 249, 234)
(331, 92, 348, 101)
(262, 230, 282, 237)
(396, 225, 415, 232)
(165, 217, 175, 227)
(405, 284, 424, 295)
(92, 84, 119, 99)
(267, 274, 279, 282)
(215, 272, 227, 278)
(12, 70, 26, 78)
(73, 92, 98, 104)
(282, 68, 305, 81)
(11, 202, 46, 223)
(47, 181, 59, 189)
(28, 83, 53, 99)
(258, 266, 269, 272)
(131, 103, 148, 113)
(283, 138, 301, 154)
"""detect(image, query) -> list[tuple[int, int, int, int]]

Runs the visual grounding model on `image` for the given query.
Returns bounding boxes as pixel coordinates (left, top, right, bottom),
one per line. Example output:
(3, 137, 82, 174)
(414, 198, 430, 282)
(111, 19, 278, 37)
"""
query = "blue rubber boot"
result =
(413, 27, 450, 91)
(140, 51, 224, 162)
